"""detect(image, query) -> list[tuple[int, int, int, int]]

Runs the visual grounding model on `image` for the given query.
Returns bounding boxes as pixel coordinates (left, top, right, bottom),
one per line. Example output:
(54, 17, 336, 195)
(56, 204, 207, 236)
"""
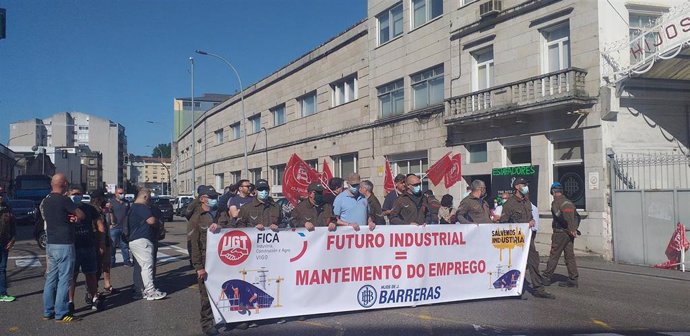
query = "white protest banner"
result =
(204, 224, 531, 323)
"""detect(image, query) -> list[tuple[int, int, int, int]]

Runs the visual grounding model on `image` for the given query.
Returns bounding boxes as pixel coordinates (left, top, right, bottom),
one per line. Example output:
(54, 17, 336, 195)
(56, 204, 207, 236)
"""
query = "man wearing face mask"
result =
(234, 179, 281, 232)
(41, 173, 86, 322)
(188, 185, 228, 336)
(456, 180, 492, 224)
(292, 182, 337, 231)
(500, 177, 555, 299)
(389, 174, 429, 225)
(382, 174, 406, 218)
(108, 187, 132, 267)
(333, 173, 375, 231)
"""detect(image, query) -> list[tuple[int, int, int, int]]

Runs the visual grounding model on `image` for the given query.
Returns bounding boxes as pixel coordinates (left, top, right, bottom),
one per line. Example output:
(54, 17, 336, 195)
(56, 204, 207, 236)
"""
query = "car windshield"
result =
(9, 200, 34, 208)
(152, 198, 172, 205)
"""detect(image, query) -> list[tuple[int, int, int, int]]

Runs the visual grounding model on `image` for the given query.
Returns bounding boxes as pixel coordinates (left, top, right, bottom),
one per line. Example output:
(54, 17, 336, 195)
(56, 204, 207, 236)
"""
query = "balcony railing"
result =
(446, 67, 588, 120)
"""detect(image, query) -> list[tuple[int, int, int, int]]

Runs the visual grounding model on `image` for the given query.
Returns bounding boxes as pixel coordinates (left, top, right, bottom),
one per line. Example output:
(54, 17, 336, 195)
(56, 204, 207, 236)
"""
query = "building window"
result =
(462, 0, 477, 5)
(332, 75, 358, 107)
(89, 170, 96, 176)
(377, 2, 403, 45)
(214, 173, 224, 191)
(629, 12, 662, 41)
(552, 139, 585, 209)
(333, 153, 358, 178)
(472, 47, 494, 91)
(272, 164, 286, 186)
(628, 11, 664, 62)
(299, 91, 317, 117)
(391, 156, 429, 191)
(506, 146, 532, 165)
(249, 114, 261, 134)
(250, 168, 262, 183)
(89, 159, 95, 165)
(411, 0, 442, 29)
(411, 64, 444, 110)
(542, 22, 570, 73)
(271, 104, 286, 126)
(378, 79, 405, 118)
(230, 123, 241, 140)
(306, 159, 319, 171)
(231, 171, 241, 184)
(215, 128, 224, 145)
(468, 143, 488, 163)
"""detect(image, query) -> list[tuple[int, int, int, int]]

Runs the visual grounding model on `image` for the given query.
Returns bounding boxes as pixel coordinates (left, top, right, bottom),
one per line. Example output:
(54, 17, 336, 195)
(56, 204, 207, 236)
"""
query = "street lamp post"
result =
(146, 120, 173, 195)
(194, 49, 248, 179)
(190, 57, 197, 196)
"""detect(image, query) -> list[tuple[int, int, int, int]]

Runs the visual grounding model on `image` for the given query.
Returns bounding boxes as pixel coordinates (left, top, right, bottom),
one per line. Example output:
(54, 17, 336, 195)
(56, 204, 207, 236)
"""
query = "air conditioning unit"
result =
(479, 0, 502, 17)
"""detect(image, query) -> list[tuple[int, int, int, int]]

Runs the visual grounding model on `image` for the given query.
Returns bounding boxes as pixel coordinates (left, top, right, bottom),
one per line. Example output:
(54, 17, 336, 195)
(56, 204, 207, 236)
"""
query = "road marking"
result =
(659, 333, 690, 336)
(9, 255, 46, 260)
(15, 258, 42, 267)
(160, 243, 189, 255)
(591, 319, 613, 329)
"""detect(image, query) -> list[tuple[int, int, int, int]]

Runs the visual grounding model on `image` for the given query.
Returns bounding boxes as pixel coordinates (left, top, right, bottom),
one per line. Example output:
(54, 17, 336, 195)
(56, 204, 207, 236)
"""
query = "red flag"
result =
(654, 223, 689, 269)
(283, 154, 321, 205)
(321, 159, 334, 191)
(443, 154, 462, 188)
(425, 152, 452, 186)
(384, 159, 395, 193)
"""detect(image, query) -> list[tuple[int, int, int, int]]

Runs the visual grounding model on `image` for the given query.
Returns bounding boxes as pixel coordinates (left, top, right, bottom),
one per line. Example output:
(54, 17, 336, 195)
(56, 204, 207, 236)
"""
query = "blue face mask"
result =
(70, 195, 82, 204)
(412, 185, 422, 195)
(207, 199, 218, 209)
(349, 186, 359, 195)
(520, 186, 529, 195)
(257, 190, 269, 200)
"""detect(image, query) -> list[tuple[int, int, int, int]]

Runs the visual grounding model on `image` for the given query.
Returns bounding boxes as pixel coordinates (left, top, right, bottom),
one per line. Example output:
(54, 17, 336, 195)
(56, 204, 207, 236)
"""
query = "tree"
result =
(151, 143, 171, 158)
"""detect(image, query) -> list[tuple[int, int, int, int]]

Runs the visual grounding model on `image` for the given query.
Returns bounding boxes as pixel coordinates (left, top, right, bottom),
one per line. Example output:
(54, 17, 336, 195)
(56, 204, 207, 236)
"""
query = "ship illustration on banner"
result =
(216, 267, 284, 316)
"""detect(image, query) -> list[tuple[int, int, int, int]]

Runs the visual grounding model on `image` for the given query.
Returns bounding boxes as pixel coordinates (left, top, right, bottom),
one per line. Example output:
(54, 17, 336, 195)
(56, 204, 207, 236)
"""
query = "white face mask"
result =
(520, 186, 529, 195)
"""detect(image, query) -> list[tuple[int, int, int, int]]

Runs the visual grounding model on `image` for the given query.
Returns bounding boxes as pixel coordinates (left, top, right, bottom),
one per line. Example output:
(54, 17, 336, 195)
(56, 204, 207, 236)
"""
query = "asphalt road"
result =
(1, 217, 688, 336)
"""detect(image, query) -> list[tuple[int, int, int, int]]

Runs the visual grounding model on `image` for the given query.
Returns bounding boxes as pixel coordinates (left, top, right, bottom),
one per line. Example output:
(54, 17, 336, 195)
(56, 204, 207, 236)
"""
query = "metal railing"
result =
(611, 153, 690, 191)
(446, 67, 588, 118)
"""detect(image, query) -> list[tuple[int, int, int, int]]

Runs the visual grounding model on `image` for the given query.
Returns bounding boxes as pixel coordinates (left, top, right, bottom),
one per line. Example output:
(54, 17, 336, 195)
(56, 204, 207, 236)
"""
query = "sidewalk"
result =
(535, 241, 690, 281)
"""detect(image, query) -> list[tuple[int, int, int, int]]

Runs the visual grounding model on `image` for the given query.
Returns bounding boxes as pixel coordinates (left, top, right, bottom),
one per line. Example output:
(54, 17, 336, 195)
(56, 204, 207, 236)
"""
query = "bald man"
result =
(42, 173, 86, 322)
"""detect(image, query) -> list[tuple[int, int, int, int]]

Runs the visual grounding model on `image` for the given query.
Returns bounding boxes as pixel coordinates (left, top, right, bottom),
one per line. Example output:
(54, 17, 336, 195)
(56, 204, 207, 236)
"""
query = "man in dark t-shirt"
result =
(228, 179, 252, 223)
(41, 173, 85, 322)
(108, 187, 131, 266)
(67, 187, 106, 311)
(127, 189, 166, 301)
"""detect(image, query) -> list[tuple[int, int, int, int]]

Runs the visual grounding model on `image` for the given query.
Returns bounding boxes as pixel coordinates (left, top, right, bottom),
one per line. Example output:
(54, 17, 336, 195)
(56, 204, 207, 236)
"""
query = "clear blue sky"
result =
(0, 0, 366, 155)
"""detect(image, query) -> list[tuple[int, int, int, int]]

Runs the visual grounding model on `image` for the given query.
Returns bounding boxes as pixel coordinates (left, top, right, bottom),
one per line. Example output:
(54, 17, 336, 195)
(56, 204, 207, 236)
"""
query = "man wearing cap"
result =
(389, 174, 430, 225)
(500, 177, 555, 299)
(292, 182, 336, 231)
(189, 185, 226, 336)
(333, 173, 375, 231)
(543, 182, 579, 288)
(234, 179, 281, 232)
(456, 180, 492, 224)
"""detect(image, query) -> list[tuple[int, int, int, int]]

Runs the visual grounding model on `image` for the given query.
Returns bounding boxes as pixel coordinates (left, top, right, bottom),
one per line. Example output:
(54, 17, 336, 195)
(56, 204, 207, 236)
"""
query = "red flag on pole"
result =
(282, 154, 321, 205)
(653, 223, 689, 269)
(425, 152, 452, 186)
(320, 159, 334, 193)
(443, 154, 462, 189)
(384, 159, 395, 193)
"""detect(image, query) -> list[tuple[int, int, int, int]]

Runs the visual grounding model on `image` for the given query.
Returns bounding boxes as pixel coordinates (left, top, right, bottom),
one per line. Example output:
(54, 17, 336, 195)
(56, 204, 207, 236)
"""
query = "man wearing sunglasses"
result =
(228, 180, 253, 223)
(292, 182, 336, 231)
(389, 174, 429, 225)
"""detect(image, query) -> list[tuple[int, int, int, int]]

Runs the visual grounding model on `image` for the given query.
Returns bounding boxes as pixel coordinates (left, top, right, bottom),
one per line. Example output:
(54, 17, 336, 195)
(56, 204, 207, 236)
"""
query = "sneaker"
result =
(68, 302, 75, 315)
(132, 291, 143, 300)
(558, 280, 579, 288)
(91, 295, 102, 311)
(532, 290, 556, 299)
(144, 289, 167, 301)
(276, 318, 287, 324)
(42, 314, 54, 321)
(84, 293, 93, 305)
(248, 323, 259, 328)
(542, 274, 552, 286)
(124, 261, 134, 267)
(55, 315, 79, 323)
(0, 295, 16, 302)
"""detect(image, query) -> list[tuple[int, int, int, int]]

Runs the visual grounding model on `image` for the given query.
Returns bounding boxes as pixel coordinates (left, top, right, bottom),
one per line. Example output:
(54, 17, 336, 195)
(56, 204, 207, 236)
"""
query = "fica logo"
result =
(217, 230, 252, 266)
(357, 285, 377, 308)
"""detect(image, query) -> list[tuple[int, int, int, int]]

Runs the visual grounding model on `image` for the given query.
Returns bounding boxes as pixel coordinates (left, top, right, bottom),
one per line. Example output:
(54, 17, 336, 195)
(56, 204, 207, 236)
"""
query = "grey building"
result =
(9, 112, 127, 188)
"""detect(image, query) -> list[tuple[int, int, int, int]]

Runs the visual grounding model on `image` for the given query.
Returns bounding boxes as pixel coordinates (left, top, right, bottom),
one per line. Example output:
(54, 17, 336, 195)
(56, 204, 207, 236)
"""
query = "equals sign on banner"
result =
(394, 251, 407, 260)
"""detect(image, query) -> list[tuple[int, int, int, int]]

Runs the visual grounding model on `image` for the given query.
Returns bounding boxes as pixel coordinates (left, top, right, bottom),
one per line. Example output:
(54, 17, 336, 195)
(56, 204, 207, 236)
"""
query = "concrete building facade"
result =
(9, 112, 127, 188)
(128, 156, 171, 195)
(174, 0, 690, 261)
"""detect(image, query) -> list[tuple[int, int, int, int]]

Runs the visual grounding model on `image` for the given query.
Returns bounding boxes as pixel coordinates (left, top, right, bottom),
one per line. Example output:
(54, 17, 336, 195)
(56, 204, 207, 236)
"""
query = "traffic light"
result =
(0, 8, 5, 40)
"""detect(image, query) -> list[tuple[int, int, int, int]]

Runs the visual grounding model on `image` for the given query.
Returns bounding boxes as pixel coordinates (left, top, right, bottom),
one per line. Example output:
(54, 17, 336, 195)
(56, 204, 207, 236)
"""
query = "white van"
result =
(173, 195, 194, 215)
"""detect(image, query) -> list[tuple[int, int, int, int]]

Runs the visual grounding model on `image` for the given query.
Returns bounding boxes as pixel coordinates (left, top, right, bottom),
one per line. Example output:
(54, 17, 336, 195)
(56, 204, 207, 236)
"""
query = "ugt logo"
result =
(217, 231, 252, 266)
(357, 285, 377, 308)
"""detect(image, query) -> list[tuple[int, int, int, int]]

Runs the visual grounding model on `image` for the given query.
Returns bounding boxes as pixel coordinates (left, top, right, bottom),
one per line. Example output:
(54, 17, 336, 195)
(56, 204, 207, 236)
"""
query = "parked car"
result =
(175, 197, 193, 216)
(173, 195, 194, 215)
(151, 196, 174, 222)
(33, 210, 46, 250)
(7, 199, 37, 225)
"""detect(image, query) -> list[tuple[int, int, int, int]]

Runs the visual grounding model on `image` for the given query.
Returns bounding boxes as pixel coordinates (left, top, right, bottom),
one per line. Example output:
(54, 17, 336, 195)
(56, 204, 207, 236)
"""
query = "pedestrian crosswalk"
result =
(10, 243, 189, 268)
(504, 332, 690, 336)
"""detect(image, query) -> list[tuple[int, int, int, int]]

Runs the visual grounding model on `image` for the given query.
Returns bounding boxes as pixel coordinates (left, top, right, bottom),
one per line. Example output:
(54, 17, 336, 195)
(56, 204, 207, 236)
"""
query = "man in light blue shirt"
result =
(333, 173, 375, 231)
